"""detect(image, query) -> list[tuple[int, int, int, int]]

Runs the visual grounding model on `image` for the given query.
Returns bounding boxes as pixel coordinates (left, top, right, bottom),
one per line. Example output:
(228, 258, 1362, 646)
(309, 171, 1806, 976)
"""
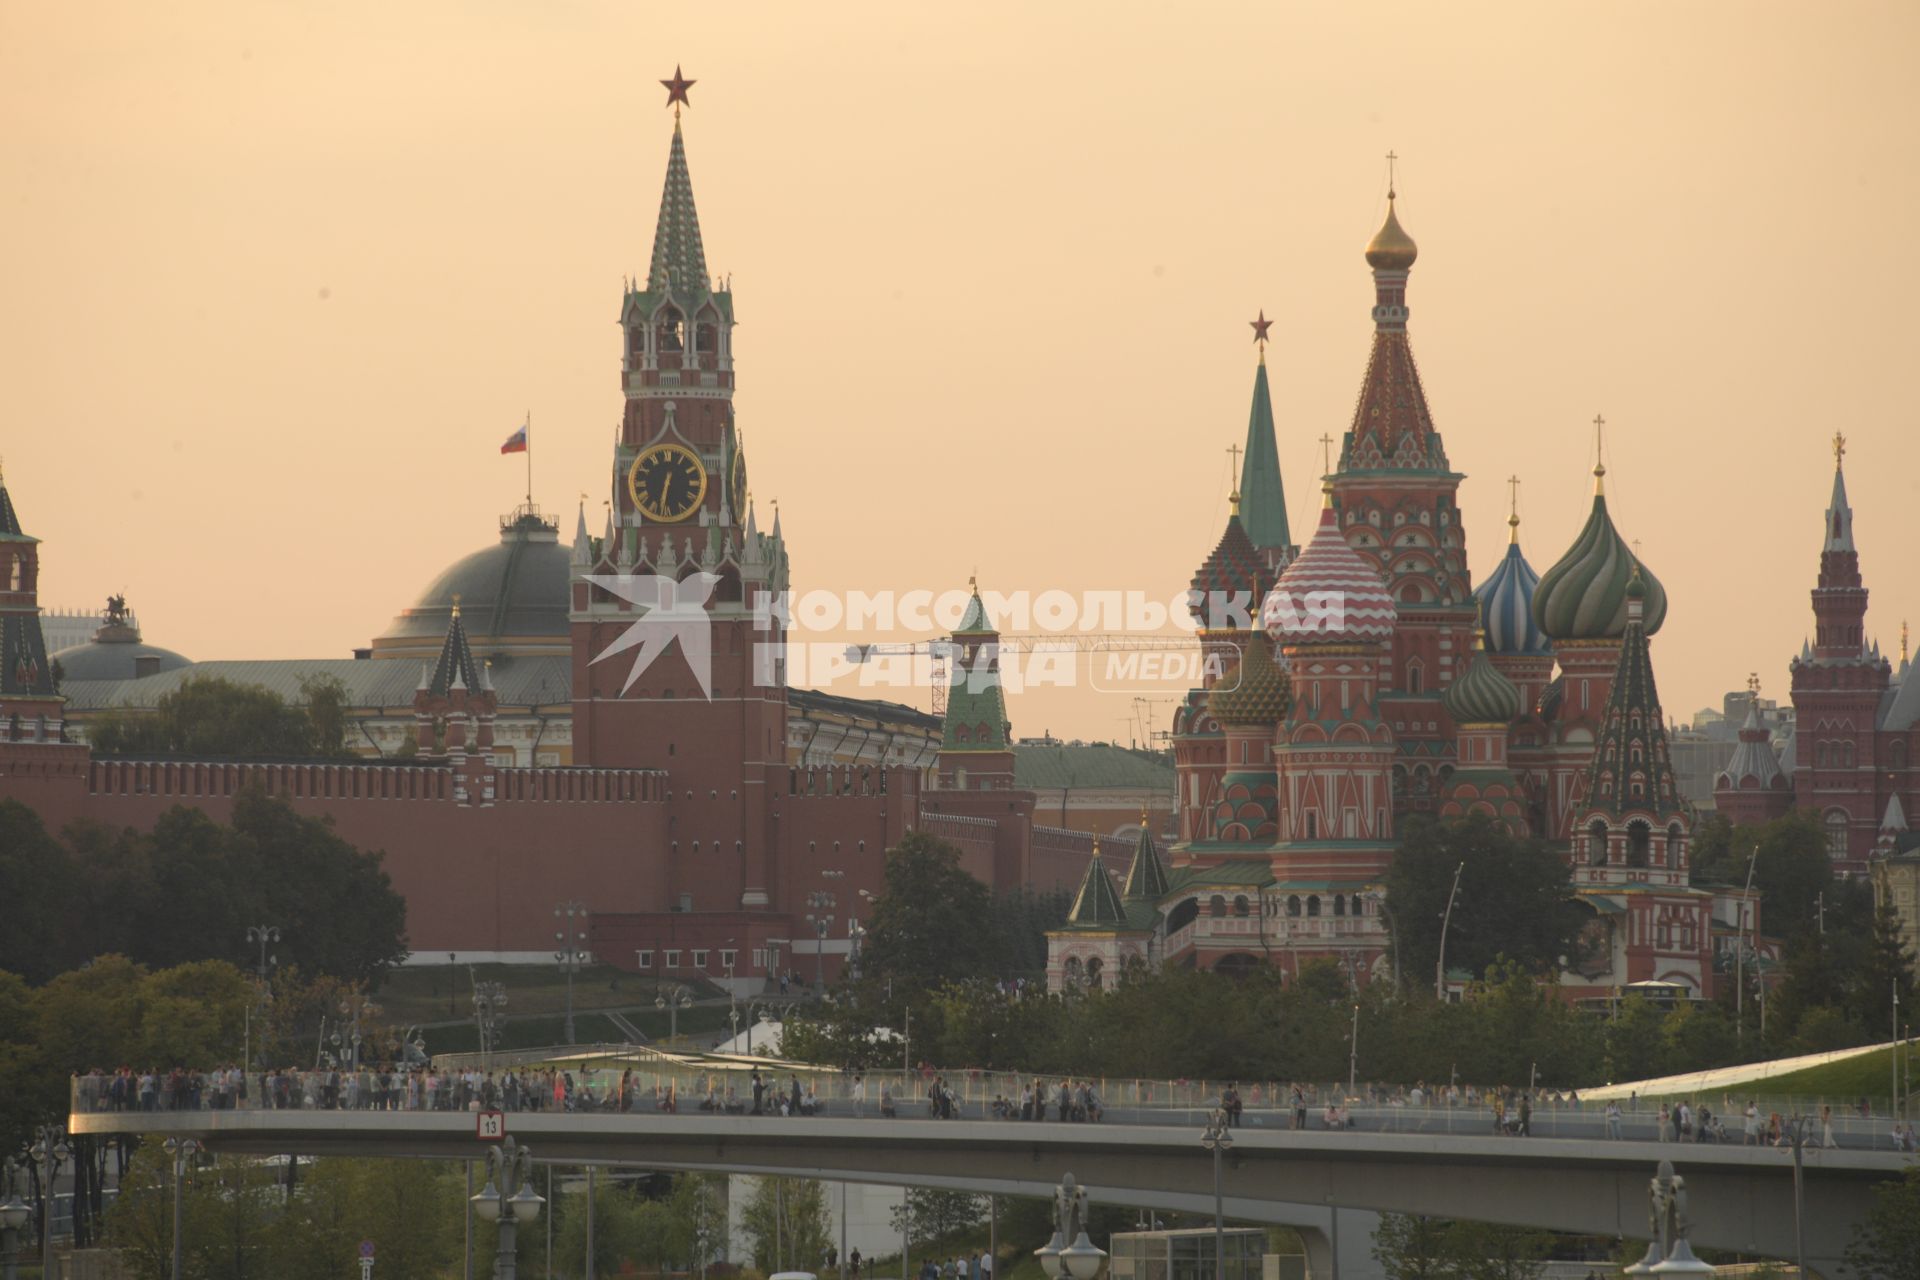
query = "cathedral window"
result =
(1815, 742, 1828, 767)
(1627, 821, 1651, 867)
(1086, 957, 1105, 989)
(1892, 741, 1909, 769)
(1588, 819, 1609, 865)
(1210, 895, 1228, 917)
(1306, 813, 1318, 839)
(1286, 895, 1302, 917)
(1666, 824, 1684, 868)
(1824, 810, 1849, 858)
(1333, 894, 1346, 916)
(1306, 895, 1321, 917)
(1064, 956, 1083, 985)
(1233, 895, 1250, 917)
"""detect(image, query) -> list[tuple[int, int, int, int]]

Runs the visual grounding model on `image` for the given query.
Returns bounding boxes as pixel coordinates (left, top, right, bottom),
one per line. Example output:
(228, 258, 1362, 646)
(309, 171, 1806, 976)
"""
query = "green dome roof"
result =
(1443, 643, 1521, 724)
(1207, 638, 1291, 726)
(1530, 492, 1666, 640)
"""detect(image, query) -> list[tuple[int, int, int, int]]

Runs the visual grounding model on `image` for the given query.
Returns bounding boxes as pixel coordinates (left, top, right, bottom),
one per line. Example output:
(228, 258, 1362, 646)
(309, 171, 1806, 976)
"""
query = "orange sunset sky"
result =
(2, 1, 1916, 742)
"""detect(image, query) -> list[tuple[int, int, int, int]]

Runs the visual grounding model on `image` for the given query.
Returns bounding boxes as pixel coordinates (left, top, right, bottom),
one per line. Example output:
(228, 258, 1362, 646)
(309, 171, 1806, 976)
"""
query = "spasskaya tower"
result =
(571, 69, 791, 909)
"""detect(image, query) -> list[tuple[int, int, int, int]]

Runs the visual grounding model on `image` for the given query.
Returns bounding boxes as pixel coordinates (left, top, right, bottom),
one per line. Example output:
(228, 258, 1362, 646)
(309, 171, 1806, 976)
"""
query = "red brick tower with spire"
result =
(1326, 175, 1476, 817)
(0, 463, 89, 821)
(1789, 433, 1893, 871)
(570, 71, 791, 910)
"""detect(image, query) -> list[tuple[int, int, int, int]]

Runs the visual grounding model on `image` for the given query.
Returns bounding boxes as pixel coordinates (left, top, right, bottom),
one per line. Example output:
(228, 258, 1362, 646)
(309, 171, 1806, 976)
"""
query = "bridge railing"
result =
(65, 1069, 1918, 1152)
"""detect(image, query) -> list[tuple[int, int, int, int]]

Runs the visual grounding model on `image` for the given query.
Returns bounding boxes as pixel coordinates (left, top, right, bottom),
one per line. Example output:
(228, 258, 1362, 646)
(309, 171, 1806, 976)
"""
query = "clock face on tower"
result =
(627, 444, 708, 523)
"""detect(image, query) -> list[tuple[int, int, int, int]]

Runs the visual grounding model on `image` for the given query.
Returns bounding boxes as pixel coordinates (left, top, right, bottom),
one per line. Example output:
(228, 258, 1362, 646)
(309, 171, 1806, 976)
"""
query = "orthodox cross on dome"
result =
(1385, 149, 1398, 198)
(1902, 619, 1909, 663)
(1318, 433, 1334, 475)
(1832, 431, 1847, 466)
(1591, 413, 1609, 492)
(1227, 443, 1242, 509)
(1507, 474, 1522, 540)
(1249, 309, 1272, 358)
(1748, 671, 1761, 696)
(661, 65, 696, 116)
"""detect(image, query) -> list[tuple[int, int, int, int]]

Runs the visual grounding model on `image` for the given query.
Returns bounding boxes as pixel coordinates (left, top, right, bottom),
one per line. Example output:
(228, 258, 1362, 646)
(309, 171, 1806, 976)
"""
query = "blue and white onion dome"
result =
(1474, 513, 1550, 655)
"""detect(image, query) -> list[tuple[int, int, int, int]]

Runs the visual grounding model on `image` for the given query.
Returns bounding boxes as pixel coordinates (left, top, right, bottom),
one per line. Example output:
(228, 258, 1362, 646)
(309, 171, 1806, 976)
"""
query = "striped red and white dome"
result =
(1261, 505, 1397, 644)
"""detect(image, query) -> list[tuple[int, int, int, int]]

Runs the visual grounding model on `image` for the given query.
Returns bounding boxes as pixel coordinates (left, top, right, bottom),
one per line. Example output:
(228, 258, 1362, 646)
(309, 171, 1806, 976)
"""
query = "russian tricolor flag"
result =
(500, 421, 528, 454)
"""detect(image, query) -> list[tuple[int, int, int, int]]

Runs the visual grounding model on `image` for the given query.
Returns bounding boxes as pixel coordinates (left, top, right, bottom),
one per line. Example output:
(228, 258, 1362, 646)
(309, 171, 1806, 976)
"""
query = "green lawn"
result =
(378, 962, 724, 1025)
(1710, 1039, 1919, 1103)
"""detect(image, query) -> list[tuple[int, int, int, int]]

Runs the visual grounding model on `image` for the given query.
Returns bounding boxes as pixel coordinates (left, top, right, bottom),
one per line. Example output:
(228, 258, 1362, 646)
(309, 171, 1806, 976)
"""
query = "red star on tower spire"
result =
(661, 65, 695, 115)
(1250, 309, 1272, 360)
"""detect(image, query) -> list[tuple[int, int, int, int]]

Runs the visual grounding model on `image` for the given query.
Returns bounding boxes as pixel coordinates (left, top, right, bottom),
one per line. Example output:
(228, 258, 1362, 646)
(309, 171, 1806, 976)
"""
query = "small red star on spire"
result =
(1250, 309, 1273, 346)
(661, 65, 695, 112)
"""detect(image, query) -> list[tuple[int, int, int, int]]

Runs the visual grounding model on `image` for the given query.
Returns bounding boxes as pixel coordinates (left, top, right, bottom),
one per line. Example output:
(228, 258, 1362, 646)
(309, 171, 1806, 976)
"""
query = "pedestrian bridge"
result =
(68, 1106, 1905, 1277)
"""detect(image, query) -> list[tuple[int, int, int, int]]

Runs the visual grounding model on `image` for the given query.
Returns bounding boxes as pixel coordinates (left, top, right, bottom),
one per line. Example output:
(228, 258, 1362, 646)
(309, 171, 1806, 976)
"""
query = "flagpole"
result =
(525, 411, 533, 510)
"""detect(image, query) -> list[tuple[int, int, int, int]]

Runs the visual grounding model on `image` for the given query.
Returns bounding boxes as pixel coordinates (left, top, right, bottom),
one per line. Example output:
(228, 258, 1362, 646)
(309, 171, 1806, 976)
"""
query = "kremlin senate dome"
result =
(371, 509, 573, 661)
(1530, 469, 1667, 641)
(1262, 501, 1396, 645)
(50, 600, 192, 681)
(1206, 637, 1291, 726)
(1442, 639, 1522, 725)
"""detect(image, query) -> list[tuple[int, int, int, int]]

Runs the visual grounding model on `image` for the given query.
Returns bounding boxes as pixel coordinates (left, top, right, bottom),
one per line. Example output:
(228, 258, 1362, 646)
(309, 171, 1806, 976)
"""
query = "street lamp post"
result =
(163, 1137, 201, 1280)
(554, 900, 590, 1046)
(1435, 861, 1465, 1002)
(1033, 1173, 1107, 1280)
(473, 980, 508, 1071)
(1737, 849, 1758, 1044)
(470, 1136, 544, 1280)
(334, 995, 378, 1071)
(30, 1129, 66, 1280)
(656, 984, 693, 1044)
(805, 890, 836, 994)
(0, 1159, 31, 1280)
(245, 924, 281, 980)
(1348, 1004, 1360, 1096)
(1200, 1110, 1232, 1280)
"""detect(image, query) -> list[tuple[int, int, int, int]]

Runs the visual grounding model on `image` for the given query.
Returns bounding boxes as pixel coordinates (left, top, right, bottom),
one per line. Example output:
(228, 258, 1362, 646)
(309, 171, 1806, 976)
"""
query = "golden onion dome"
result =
(1365, 196, 1419, 271)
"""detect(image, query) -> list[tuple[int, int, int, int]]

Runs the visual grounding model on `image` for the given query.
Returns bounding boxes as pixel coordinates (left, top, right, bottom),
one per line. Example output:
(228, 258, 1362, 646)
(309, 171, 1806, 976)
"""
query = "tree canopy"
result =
(0, 789, 408, 983)
(88, 674, 357, 759)
(1385, 815, 1585, 983)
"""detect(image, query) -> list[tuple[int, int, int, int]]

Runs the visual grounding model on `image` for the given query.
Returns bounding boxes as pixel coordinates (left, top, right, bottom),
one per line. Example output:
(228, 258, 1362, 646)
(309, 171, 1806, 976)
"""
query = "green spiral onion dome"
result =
(1530, 490, 1667, 640)
(1207, 637, 1292, 726)
(1442, 640, 1521, 725)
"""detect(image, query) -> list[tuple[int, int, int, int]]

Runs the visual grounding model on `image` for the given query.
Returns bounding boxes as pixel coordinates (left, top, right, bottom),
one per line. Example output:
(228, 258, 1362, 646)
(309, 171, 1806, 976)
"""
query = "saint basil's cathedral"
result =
(1045, 189, 1740, 1002)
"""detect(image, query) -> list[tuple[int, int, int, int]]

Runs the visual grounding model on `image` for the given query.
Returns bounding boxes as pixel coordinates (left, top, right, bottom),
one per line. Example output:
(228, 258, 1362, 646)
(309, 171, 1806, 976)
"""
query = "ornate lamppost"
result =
(473, 980, 508, 1071)
(1199, 1111, 1232, 1280)
(804, 890, 836, 995)
(245, 924, 281, 980)
(1033, 1173, 1106, 1280)
(656, 984, 693, 1043)
(29, 1130, 66, 1280)
(554, 900, 590, 1046)
(0, 1159, 30, 1280)
(470, 1137, 544, 1280)
(163, 1137, 201, 1280)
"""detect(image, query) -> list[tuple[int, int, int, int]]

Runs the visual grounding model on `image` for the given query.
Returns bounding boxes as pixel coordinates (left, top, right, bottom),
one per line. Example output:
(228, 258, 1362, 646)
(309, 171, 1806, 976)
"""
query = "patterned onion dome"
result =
(1530, 490, 1667, 640)
(1207, 637, 1291, 726)
(1262, 503, 1397, 645)
(1474, 538, 1550, 655)
(1188, 512, 1276, 629)
(1365, 196, 1419, 271)
(1443, 641, 1521, 725)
